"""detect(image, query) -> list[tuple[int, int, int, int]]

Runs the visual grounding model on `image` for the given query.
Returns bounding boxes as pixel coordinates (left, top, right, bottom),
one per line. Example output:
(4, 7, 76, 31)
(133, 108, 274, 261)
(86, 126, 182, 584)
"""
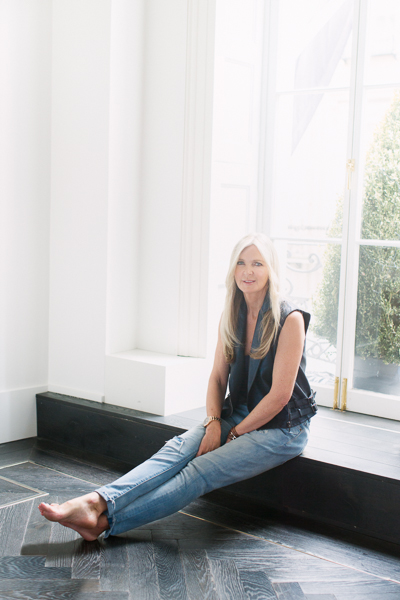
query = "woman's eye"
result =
(254, 262, 262, 267)
(237, 260, 244, 265)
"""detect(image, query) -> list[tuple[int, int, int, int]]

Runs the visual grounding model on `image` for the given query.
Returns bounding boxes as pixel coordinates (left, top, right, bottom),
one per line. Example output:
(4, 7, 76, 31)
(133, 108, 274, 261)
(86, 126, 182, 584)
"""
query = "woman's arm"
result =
(230, 311, 305, 437)
(196, 325, 230, 457)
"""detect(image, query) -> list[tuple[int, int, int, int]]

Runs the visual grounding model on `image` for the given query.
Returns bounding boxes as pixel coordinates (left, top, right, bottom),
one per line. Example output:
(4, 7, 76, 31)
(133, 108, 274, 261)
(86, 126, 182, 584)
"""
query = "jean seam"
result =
(283, 426, 305, 447)
(187, 461, 212, 495)
(249, 427, 304, 451)
(105, 450, 198, 507)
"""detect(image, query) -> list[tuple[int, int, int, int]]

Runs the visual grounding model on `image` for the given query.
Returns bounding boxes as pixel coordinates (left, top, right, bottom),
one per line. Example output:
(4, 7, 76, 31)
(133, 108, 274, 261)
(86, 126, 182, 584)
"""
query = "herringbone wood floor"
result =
(0, 438, 399, 599)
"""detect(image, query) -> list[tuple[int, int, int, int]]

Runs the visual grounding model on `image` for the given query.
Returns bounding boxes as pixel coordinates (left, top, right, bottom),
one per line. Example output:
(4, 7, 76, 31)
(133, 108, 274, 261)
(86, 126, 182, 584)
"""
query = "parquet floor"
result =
(0, 438, 399, 599)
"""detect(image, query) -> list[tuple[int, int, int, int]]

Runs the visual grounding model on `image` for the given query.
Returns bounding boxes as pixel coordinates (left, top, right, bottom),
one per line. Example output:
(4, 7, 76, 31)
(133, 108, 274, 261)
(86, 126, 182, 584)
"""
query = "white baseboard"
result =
(0, 385, 47, 444)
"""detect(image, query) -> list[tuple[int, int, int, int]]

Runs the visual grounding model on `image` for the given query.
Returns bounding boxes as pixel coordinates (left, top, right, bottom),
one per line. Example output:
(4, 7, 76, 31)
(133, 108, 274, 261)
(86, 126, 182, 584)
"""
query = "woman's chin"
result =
(241, 284, 268, 297)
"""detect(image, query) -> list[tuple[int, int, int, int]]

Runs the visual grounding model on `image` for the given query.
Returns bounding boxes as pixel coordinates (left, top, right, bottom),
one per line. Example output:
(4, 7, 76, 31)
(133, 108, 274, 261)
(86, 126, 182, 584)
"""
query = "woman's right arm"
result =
(196, 325, 230, 457)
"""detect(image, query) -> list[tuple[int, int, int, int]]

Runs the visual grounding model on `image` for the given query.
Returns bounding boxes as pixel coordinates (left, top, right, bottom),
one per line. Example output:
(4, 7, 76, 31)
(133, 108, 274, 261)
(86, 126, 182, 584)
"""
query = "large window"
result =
(264, 0, 400, 419)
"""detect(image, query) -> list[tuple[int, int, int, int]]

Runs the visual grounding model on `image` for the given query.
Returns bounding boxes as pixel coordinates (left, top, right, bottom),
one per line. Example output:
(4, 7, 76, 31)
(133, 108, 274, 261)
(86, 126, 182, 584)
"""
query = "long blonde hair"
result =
(220, 233, 281, 363)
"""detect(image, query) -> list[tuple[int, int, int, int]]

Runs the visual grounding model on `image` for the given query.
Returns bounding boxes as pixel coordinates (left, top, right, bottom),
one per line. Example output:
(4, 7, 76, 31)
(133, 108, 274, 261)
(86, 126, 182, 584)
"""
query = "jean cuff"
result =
(96, 489, 115, 538)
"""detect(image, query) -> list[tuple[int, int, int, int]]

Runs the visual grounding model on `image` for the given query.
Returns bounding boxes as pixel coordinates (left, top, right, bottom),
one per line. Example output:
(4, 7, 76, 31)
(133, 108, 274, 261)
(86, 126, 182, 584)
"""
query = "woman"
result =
(39, 233, 317, 541)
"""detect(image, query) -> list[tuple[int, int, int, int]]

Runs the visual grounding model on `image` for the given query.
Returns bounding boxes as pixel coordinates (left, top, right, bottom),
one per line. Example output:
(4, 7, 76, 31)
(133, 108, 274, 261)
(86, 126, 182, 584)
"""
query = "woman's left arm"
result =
(229, 311, 305, 437)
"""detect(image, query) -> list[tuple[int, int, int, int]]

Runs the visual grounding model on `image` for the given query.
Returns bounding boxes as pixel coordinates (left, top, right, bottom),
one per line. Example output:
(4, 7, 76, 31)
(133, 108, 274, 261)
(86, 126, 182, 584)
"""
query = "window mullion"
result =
(337, 0, 369, 405)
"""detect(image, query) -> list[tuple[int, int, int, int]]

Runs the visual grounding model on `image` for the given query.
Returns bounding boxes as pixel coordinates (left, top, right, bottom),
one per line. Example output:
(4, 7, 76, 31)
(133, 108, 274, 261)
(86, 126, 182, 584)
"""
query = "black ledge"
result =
(36, 391, 400, 545)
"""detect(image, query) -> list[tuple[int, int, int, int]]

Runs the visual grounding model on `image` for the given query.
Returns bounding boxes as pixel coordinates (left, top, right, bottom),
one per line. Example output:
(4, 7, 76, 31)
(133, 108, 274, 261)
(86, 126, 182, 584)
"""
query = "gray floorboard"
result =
(0, 438, 397, 599)
(99, 536, 127, 592)
(45, 511, 81, 568)
(274, 582, 307, 599)
(0, 500, 33, 557)
(182, 499, 400, 582)
(0, 556, 71, 579)
(22, 493, 58, 557)
(180, 549, 219, 600)
(126, 541, 160, 600)
(153, 540, 188, 600)
(239, 570, 278, 600)
(0, 477, 43, 507)
(209, 558, 248, 600)
(0, 578, 99, 599)
(71, 539, 103, 580)
(30, 448, 122, 486)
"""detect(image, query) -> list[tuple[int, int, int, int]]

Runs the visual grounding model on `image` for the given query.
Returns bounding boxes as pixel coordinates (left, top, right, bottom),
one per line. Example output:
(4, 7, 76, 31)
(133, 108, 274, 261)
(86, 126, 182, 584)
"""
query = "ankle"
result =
(93, 492, 107, 514)
(98, 513, 110, 531)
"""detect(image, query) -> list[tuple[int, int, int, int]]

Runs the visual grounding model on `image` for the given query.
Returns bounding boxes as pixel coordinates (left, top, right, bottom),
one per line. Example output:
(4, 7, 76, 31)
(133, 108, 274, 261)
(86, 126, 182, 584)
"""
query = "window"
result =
(263, 0, 400, 419)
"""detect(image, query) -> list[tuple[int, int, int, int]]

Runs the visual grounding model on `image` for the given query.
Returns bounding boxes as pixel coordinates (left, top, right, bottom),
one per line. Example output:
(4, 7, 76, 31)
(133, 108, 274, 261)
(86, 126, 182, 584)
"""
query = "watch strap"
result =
(203, 416, 222, 427)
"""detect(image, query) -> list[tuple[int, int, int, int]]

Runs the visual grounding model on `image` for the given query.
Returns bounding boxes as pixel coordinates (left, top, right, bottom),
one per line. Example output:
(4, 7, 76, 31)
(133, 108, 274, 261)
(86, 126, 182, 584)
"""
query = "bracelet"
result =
(227, 426, 240, 441)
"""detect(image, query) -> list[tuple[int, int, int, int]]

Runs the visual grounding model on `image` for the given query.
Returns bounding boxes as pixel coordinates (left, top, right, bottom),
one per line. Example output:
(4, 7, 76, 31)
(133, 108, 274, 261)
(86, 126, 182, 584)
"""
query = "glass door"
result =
(264, 0, 400, 419)
(341, 0, 400, 419)
(264, 0, 355, 408)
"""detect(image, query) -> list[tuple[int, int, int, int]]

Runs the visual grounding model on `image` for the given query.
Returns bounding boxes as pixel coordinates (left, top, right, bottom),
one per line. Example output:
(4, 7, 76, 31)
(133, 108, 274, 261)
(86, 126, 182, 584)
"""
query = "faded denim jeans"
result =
(96, 405, 310, 537)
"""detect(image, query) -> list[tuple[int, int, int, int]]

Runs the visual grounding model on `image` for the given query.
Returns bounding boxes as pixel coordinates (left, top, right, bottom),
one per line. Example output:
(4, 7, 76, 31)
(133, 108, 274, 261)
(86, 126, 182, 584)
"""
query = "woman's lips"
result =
(243, 280, 255, 284)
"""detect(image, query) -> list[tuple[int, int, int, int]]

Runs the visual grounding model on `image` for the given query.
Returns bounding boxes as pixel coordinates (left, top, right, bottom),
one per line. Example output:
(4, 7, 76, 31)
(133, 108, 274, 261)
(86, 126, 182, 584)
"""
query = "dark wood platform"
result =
(36, 392, 400, 546)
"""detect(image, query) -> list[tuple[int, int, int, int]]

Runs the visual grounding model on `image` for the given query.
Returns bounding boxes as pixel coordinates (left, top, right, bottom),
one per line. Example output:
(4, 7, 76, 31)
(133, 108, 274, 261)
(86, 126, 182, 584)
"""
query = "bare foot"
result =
(38, 492, 109, 541)
(59, 513, 110, 542)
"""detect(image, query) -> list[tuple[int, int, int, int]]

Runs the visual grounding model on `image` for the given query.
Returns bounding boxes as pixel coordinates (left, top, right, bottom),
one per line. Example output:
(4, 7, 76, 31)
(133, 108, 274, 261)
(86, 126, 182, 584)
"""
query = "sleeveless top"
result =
(237, 355, 250, 402)
(221, 292, 317, 429)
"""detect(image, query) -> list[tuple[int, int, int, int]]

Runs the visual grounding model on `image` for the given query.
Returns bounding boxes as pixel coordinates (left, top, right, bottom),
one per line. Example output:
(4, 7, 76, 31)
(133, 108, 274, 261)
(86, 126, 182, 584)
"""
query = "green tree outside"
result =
(313, 92, 400, 365)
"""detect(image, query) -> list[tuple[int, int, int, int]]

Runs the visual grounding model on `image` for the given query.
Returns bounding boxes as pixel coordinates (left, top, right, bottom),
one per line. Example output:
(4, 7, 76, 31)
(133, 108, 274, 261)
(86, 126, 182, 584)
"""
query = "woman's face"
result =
(234, 245, 269, 296)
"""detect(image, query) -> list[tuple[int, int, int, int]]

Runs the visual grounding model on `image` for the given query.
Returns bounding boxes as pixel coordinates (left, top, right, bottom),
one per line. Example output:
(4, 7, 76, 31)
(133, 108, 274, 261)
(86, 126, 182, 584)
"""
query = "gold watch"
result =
(203, 416, 222, 427)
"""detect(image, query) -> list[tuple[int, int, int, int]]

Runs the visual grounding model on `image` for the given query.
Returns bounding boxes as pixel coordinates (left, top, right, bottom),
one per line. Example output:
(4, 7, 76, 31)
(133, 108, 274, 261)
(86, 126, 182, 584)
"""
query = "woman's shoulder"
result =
(279, 300, 311, 331)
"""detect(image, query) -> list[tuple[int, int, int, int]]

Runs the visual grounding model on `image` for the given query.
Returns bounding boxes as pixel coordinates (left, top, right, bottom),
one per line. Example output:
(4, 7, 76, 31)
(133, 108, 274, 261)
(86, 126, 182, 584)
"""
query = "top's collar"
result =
(236, 290, 271, 344)
(259, 289, 271, 315)
(236, 290, 272, 393)
(239, 289, 270, 319)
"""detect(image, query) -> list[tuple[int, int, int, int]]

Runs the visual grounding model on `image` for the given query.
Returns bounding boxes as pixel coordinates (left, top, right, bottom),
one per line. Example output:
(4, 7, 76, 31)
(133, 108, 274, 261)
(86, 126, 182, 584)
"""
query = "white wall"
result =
(48, 0, 112, 401)
(49, 0, 216, 414)
(137, 0, 187, 356)
(0, 0, 52, 443)
(106, 0, 144, 356)
(1, 0, 217, 441)
(137, 0, 215, 359)
(48, 0, 192, 405)
(105, 0, 216, 415)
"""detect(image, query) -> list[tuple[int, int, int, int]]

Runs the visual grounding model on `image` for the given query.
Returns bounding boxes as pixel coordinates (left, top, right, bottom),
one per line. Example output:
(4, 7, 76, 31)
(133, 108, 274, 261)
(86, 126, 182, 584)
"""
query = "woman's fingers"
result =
(196, 437, 221, 457)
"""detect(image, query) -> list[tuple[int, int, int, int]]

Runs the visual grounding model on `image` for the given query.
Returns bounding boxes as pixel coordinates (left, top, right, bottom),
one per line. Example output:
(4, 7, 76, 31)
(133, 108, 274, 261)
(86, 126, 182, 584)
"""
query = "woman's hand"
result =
(196, 422, 221, 457)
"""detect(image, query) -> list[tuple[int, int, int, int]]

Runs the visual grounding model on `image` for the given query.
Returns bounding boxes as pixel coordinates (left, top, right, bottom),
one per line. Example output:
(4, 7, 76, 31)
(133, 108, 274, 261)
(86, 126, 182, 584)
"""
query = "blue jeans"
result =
(96, 406, 310, 537)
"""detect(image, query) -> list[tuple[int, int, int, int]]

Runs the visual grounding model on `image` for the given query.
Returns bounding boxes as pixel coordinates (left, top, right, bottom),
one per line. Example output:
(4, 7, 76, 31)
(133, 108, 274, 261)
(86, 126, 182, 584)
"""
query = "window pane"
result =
(272, 91, 349, 240)
(353, 246, 400, 395)
(276, 0, 353, 91)
(359, 88, 400, 242)
(364, 0, 400, 86)
(277, 241, 342, 387)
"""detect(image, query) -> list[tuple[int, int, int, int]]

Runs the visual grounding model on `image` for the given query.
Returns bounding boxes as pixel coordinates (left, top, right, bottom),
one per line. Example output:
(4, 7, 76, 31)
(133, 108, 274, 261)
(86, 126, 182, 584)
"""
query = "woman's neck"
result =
(243, 288, 268, 320)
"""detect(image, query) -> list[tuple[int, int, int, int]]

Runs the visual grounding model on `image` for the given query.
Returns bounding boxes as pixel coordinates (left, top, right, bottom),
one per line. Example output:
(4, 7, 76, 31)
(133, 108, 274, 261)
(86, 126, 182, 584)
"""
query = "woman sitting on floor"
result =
(39, 232, 317, 541)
